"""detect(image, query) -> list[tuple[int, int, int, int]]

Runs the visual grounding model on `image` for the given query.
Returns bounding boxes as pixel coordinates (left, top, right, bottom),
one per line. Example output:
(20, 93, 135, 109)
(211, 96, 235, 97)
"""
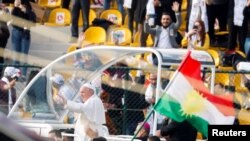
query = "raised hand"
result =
(172, 1, 180, 13)
(56, 93, 67, 106)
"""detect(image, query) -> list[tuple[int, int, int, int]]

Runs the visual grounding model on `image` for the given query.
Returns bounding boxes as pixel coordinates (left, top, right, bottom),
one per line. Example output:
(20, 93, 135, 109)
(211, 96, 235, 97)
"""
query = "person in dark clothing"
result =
(126, 0, 137, 37)
(0, 10, 10, 75)
(226, 0, 248, 54)
(11, 0, 36, 76)
(70, 0, 90, 43)
(206, 0, 228, 45)
(159, 120, 197, 141)
(62, 0, 71, 9)
(244, 2, 250, 61)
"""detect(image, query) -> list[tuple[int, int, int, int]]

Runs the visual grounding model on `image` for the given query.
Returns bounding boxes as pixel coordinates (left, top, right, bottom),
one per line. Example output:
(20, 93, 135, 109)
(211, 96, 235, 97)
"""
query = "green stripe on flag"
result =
(154, 94, 209, 137)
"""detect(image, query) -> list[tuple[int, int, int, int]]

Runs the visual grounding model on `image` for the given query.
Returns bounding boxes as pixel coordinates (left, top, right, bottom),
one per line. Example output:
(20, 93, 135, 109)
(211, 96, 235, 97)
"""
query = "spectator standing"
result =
(205, 0, 228, 45)
(0, 67, 20, 114)
(244, 0, 250, 61)
(226, 0, 248, 54)
(135, 0, 148, 46)
(144, 1, 181, 49)
(123, 0, 136, 36)
(62, 0, 71, 9)
(0, 9, 10, 75)
(70, 0, 90, 43)
(11, 0, 36, 77)
(187, 0, 208, 32)
(59, 82, 107, 141)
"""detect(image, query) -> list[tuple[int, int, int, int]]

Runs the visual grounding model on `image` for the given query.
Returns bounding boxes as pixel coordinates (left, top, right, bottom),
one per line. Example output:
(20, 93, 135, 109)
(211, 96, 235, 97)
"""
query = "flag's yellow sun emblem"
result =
(180, 90, 205, 117)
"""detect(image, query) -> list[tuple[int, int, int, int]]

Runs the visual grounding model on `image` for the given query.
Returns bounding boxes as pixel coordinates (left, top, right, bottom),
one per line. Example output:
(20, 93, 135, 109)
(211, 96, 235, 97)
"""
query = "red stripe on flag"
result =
(178, 51, 202, 81)
(178, 52, 235, 116)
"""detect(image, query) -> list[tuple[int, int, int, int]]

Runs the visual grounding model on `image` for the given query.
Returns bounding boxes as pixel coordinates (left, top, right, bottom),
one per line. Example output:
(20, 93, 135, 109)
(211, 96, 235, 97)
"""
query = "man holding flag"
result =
(153, 50, 236, 140)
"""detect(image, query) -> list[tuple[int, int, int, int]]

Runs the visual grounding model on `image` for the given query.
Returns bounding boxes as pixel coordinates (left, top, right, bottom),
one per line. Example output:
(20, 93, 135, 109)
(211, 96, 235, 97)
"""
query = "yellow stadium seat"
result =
(38, 0, 61, 8)
(82, 26, 107, 47)
(206, 49, 220, 67)
(105, 27, 132, 46)
(179, 11, 187, 32)
(146, 34, 154, 47)
(100, 9, 122, 25)
(78, 9, 97, 26)
(44, 8, 71, 26)
(215, 67, 234, 86)
(67, 44, 78, 53)
(215, 73, 230, 86)
(66, 44, 78, 64)
(181, 0, 187, 11)
(234, 74, 248, 93)
(130, 32, 154, 47)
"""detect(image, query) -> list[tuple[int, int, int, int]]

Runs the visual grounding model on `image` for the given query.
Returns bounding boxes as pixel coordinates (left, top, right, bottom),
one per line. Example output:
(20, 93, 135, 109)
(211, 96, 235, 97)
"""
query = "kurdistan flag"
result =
(154, 51, 235, 137)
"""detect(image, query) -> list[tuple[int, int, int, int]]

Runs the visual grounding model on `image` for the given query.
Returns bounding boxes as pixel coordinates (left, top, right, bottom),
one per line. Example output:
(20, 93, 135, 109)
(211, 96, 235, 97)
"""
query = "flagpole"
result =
(131, 109, 154, 141)
(132, 50, 192, 141)
(162, 50, 191, 93)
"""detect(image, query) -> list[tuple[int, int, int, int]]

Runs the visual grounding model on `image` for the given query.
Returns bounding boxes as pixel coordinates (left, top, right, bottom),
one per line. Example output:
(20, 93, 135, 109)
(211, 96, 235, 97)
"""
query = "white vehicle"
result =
(7, 46, 215, 140)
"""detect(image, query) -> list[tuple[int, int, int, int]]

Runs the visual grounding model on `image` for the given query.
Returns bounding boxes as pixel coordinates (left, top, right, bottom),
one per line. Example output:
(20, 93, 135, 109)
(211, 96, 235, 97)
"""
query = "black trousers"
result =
(71, 0, 90, 37)
(0, 38, 8, 75)
(62, 0, 71, 9)
(227, 18, 247, 52)
(127, 0, 137, 36)
(206, 3, 228, 41)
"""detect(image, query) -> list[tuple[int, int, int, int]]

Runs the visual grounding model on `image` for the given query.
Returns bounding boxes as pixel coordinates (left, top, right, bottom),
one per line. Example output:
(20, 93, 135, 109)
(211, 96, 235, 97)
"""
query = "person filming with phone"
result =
(181, 19, 210, 50)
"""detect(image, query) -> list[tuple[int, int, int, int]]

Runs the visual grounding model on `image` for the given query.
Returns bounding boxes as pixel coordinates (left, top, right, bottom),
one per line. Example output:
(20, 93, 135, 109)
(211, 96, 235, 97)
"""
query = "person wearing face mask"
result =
(144, 1, 181, 49)
(181, 19, 210, 50)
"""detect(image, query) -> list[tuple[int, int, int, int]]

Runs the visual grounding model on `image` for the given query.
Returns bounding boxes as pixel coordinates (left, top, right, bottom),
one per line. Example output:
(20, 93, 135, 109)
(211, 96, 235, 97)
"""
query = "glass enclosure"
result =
(8, 47, 215, 130)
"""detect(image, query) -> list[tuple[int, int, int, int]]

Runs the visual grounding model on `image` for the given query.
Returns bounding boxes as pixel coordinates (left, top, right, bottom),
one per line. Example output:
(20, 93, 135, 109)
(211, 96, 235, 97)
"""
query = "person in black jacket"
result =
(11, 0, 36, 77)
(0, 10, 10, 75)
(158, 119, 197, 141)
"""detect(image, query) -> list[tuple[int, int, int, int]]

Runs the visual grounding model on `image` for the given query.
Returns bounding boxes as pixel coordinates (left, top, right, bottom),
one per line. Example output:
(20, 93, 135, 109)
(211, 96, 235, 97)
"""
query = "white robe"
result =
(66, 95, 107, 141)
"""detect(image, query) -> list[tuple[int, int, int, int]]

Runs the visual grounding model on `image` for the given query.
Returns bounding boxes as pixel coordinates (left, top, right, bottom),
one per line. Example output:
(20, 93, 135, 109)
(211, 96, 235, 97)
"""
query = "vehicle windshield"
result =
(8, 47, 215, 125)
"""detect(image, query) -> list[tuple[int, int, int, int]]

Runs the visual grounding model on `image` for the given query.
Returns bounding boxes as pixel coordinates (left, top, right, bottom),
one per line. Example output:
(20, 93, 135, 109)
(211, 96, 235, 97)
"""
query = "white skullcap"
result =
(82, 82, 96, 94)
(4, 67, 21, 78)
(50, 73, 64, 85)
